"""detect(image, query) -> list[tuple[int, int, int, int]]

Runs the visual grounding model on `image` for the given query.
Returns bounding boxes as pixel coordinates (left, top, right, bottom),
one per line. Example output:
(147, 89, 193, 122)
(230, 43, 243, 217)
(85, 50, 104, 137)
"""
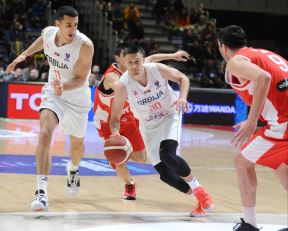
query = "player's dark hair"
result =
(217, 25, 247, 49)
(55, 6, 78, 21)
(123, 45, 145, 57)
(115, 43, 128, 56)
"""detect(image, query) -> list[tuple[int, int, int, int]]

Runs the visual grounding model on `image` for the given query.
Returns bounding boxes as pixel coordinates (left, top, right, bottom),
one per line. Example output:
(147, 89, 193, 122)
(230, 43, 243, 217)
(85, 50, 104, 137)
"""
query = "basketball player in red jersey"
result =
(94, 44, 190, 200)
(217, 25, 288, 231)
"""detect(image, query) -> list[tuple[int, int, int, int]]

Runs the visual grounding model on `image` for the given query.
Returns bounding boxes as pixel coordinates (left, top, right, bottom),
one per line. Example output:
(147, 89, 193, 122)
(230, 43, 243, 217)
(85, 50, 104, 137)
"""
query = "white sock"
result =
(187, 177, 201, 191)
(68, 161, 79, 171)
(37, 175, 48, 193)
(243, 207, 257, 227)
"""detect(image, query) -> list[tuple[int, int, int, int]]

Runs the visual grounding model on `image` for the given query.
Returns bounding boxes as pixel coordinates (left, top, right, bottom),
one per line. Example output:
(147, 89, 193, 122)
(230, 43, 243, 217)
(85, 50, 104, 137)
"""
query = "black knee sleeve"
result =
(154, 162, 190, 193)
(159, 139, 191, 177)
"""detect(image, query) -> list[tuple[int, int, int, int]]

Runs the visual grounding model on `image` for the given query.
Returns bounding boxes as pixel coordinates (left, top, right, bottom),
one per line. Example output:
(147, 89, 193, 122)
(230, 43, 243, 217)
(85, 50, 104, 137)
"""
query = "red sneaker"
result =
(124, 183, 136, 200)
(190, 202, 207, 217)
(192, 186, 214, 210)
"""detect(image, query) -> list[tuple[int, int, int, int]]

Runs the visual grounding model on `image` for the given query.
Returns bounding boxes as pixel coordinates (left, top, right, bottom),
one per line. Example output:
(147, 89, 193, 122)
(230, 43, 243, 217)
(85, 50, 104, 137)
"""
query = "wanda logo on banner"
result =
(7, 84, 44, 119)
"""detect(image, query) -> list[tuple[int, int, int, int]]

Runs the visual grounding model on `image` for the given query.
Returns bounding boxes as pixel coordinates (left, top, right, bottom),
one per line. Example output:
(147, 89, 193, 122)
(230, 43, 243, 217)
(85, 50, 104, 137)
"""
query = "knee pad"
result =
(159, 139, 178, 161)
(154, 162, 190, 193)
(159, 140, 191, 177)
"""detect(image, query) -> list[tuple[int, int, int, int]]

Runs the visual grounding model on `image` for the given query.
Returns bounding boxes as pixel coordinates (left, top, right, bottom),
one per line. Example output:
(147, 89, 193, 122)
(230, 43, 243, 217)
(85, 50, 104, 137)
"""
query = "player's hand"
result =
(172, 98, 188, 113)
(173, 50, 190, 62)
(6, 54, 26, 73)
(53, 78, 64, 96)
(231, 120, 257, 150)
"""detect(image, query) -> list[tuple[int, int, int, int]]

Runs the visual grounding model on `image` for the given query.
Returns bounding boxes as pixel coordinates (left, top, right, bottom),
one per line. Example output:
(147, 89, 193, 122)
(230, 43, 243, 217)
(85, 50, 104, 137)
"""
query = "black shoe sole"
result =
(123, 196, 136, 200)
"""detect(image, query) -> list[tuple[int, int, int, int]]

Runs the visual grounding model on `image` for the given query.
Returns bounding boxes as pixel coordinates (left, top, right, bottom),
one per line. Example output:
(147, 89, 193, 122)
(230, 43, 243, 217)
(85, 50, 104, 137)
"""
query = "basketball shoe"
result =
(192, 186, 214, 210)
(233, 218, 260, 231)
(66, 163, 80, 195)
(190, 202, 207, 217)
(31, 190, 48, 211)
(124, 183, 136, 200)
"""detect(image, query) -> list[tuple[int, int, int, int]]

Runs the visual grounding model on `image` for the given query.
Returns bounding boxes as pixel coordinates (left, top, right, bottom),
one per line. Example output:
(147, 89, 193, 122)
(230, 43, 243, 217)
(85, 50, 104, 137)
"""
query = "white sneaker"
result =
(31, 190, 48, 211)
(66, 163, 80, 195)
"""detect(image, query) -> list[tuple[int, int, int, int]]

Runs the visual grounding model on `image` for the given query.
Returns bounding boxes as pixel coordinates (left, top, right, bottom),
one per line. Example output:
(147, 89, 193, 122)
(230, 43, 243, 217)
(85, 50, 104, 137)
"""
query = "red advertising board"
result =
(7, 83, 44, 119)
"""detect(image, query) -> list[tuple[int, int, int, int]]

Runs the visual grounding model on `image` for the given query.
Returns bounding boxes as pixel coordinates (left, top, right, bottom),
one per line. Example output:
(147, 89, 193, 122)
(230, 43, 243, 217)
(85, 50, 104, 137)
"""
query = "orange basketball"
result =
(104, 135, 133, 165)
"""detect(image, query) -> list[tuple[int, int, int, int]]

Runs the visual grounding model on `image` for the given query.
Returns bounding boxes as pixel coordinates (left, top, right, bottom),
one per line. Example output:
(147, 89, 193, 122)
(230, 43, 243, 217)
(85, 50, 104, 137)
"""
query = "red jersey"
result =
(93, 63, 135, 138)
(225, 47, 288, 140)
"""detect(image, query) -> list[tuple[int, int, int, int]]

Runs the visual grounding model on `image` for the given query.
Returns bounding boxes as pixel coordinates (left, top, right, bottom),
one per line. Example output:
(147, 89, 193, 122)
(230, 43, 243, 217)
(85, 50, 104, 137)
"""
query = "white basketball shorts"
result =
(140, 112, 182, 166)
(40, 84, 91, 138)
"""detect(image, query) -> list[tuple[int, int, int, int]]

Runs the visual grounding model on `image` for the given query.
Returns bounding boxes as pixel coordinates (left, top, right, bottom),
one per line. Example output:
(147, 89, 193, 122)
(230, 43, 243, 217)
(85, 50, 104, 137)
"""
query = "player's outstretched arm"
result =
(110, 81, 128, 136)
(144, 50, 190, 63)
(63, 40, 94, 91)
(6, 28, 46, 73)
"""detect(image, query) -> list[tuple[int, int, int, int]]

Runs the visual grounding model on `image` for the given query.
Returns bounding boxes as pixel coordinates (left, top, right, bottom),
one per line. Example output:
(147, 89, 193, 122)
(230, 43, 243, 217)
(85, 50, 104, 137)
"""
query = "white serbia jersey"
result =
(120, 63, 177, 130)
(43, 26, 90, 92)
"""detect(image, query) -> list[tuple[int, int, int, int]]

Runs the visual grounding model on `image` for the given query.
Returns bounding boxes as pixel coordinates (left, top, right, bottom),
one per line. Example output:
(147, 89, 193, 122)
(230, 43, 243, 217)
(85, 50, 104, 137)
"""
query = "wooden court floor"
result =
(0, 118, 287, 231)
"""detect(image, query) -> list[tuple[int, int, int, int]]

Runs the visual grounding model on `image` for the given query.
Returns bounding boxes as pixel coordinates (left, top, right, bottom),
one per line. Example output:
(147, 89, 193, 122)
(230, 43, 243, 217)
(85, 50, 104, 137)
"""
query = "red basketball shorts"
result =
(241, 128, 288, 169)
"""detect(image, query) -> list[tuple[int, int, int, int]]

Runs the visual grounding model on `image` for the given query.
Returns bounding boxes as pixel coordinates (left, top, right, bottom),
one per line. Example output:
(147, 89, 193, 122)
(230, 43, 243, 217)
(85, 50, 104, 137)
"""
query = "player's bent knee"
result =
(70, 141, 84, 153)
(154, 162, 190, 193)
(159, 139, 178, 162)
(234, 153, 254, 170)
(39, 129, 53, 141)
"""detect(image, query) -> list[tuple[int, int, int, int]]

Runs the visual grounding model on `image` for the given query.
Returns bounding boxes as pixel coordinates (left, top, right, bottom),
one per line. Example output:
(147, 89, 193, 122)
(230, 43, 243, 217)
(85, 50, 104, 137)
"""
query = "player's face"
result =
(124, 52, 144, 76)
(218, 41, 229, 62)
(56, 16, 78, 43)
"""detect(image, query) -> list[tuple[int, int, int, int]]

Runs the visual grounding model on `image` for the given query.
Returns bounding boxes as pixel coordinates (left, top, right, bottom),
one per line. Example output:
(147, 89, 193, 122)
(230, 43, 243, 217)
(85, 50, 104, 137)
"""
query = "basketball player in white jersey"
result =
(6, 6, 94, 211)
(109, 45, 214, 216)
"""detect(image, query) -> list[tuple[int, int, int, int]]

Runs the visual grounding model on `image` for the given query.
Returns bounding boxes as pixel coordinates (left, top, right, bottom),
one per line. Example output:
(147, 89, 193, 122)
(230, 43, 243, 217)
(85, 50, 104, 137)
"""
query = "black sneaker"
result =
(233, 218, 260, 231)
(31, 189, 48, 211)
(66, 163, 80, 195)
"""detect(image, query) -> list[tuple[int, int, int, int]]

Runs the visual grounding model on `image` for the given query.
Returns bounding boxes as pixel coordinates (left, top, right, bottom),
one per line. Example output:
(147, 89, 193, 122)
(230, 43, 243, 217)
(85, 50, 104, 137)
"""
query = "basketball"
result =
(103, 135, 133, 165)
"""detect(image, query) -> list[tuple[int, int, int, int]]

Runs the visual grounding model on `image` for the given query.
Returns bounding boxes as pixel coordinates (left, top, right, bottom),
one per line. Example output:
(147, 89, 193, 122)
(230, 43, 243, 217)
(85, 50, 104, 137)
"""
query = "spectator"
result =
(189, 40, 203, 72)
(194, 14, 207, 34)
(202, 41, 218, 60)
(39, 72, 48, 82)
(9, 67, 25, 82)
(183, 28, 199, 54)
(9, 19, 25, 41)
(89, 73, 98, 87)
(146, 37, 160, 55)
(200, 59, 223, 88)
(129, 19, 144, 42)
(119, 20, 130, 42)
(123, 3, 140, 31)
(38, 59, 49, 81)
(27, 68, 39, 82)
(34, 52, 45, 69)
(92, 64, 100, 74)
(10, 36, 24, 58)
(176, 8, 190, 31)
(164, 4, 177, 29)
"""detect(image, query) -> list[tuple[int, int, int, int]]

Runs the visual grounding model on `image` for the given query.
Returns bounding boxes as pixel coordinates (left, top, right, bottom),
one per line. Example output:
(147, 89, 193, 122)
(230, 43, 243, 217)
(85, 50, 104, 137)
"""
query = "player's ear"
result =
(55, 19, 60, 27)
